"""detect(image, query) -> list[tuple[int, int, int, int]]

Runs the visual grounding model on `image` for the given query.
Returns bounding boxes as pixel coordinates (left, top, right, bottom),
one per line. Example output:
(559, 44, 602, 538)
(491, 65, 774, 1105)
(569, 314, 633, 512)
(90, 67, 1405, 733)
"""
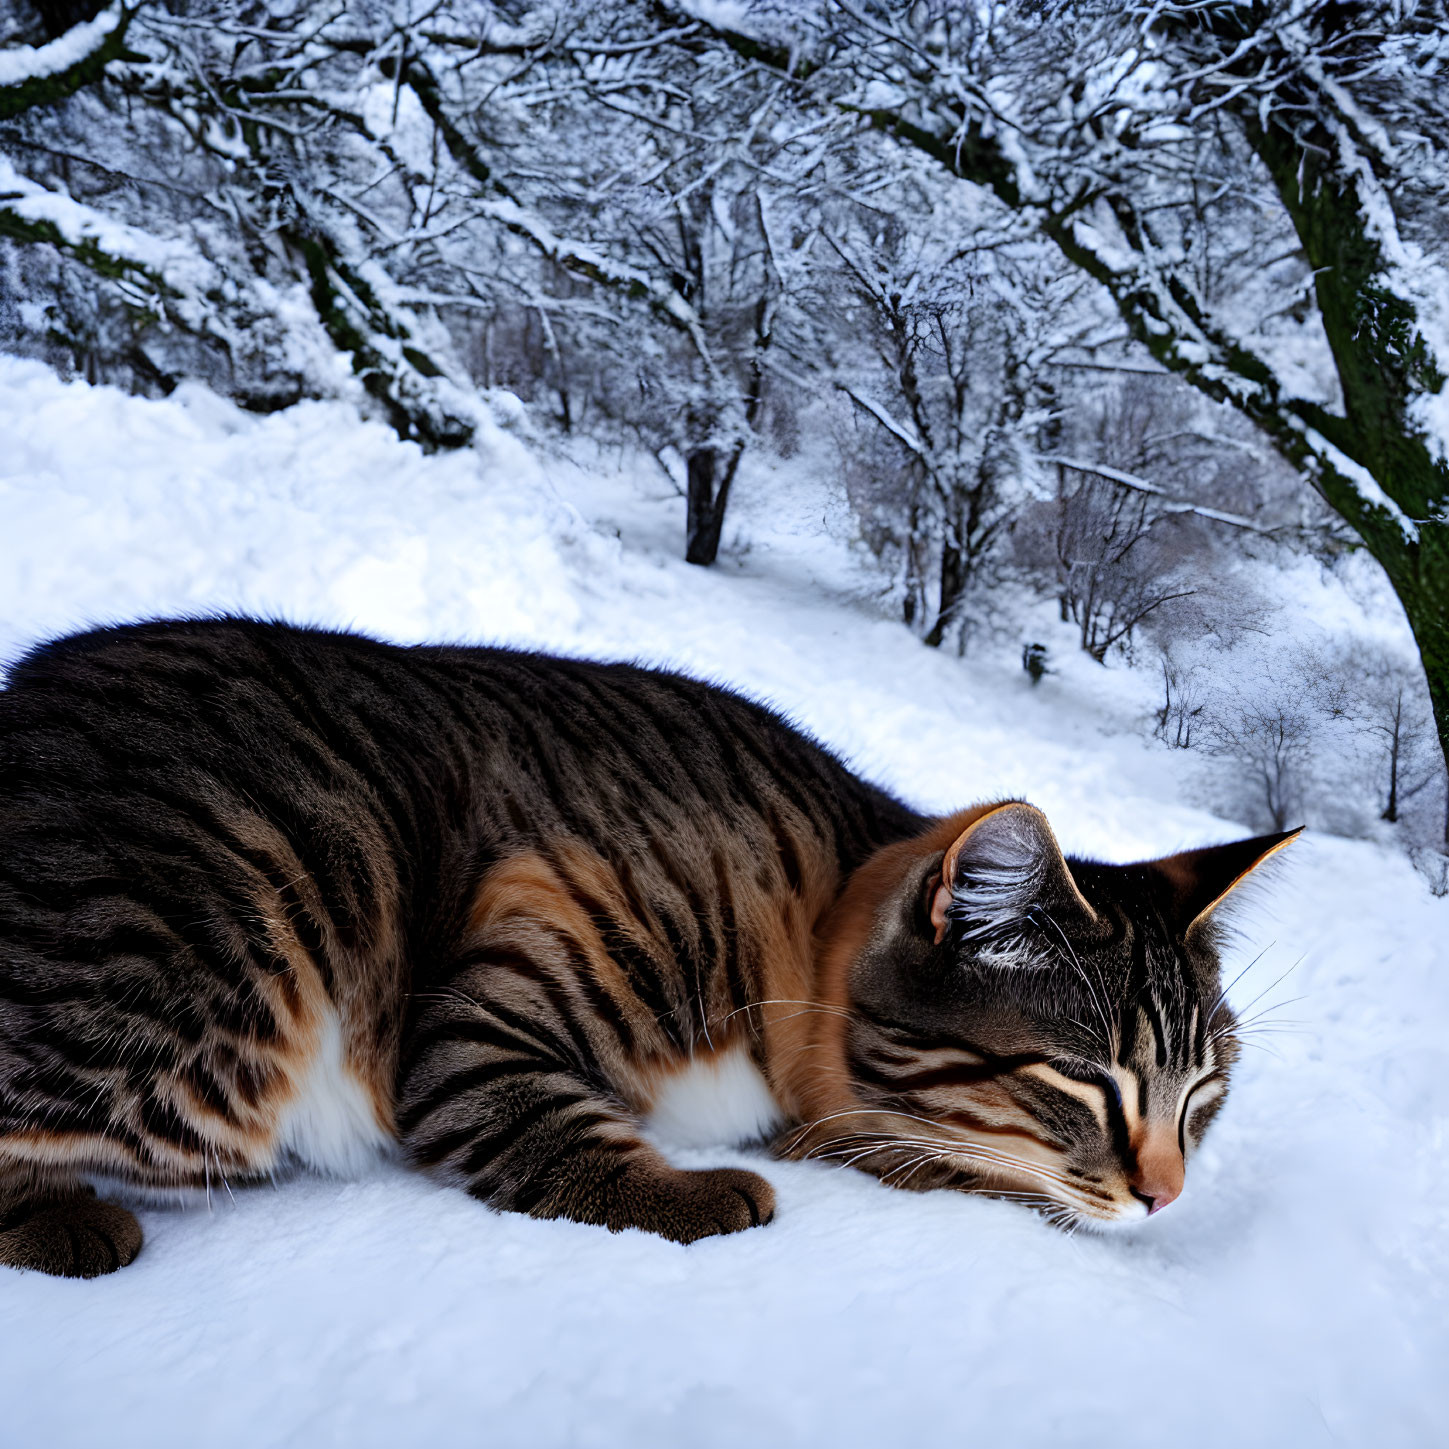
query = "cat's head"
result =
(796, 802, 1298, 1228)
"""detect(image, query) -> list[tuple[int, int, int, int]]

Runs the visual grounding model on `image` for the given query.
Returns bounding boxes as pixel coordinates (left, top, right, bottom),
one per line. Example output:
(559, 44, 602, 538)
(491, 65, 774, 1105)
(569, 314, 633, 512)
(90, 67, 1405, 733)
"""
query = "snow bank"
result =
(0, 356, 1444, 1448)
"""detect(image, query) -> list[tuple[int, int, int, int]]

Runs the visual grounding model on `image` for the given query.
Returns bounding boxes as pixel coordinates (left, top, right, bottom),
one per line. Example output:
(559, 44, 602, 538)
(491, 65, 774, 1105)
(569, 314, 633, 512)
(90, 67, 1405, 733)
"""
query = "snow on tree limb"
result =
(0, 3, 132, 120)
(1293, 429, 1423, 545)
(1034, 454, 1269, 533)
(835, 382, 924, 456)
(0, 152, 207, 301)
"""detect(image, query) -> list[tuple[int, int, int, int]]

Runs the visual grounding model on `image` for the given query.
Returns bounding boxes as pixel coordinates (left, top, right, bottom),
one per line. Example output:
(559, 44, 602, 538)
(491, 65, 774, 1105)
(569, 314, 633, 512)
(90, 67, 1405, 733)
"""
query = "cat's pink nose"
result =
(1131, 1126, 1184, 1215)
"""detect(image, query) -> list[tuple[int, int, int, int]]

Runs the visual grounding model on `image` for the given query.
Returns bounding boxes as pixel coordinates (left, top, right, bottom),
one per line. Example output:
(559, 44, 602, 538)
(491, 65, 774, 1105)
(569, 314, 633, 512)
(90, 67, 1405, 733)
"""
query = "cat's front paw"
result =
(636, 1165, 777, 1243)
(535, 1154, 778, 1243)
(0, 1192, 143, 1278)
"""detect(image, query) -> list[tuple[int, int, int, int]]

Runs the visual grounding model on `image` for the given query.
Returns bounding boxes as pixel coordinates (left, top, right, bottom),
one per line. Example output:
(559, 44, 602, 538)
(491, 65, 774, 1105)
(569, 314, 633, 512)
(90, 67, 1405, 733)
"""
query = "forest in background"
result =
(2, 0, 1447, 871)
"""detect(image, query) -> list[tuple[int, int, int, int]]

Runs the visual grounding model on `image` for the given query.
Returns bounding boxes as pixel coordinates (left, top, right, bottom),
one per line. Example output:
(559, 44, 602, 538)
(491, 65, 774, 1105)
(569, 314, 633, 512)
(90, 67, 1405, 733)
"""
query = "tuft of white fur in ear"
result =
(935, 803, 1094, 963)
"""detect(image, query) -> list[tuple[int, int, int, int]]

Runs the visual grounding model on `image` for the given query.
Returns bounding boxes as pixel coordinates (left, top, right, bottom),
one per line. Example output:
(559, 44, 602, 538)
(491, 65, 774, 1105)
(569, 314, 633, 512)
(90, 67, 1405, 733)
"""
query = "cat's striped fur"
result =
(0, 619, 1294, 1275)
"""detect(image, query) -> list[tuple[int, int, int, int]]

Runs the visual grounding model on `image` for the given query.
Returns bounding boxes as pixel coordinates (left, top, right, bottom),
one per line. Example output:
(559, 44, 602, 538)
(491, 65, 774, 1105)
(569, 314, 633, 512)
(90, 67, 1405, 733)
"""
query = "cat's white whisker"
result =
(1207, 943, 1273, 1025)
(718, 999, 856, 1026)
(805, 1128, 1086, 1200)
(1231, 953, 1307, 1021)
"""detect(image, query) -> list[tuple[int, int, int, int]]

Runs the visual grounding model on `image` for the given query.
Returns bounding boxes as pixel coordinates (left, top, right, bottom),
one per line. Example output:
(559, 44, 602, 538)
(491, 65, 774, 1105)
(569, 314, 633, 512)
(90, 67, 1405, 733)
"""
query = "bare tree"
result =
(1155, 644, 1208, 749)
(1044, 468, 1199, 664)
(1202, 656, 1323, 831)
(1180, 637, 1445, 841)
(818, 205, 1069, 647)
(1338, 646, 1441, 828)
(1012, 376, 1288, 663)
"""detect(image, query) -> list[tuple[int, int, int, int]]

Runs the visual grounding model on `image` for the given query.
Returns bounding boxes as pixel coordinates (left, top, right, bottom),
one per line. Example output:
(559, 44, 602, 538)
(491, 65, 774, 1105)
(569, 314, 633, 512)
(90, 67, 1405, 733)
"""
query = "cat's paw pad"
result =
(0, 1197, 143, 1278)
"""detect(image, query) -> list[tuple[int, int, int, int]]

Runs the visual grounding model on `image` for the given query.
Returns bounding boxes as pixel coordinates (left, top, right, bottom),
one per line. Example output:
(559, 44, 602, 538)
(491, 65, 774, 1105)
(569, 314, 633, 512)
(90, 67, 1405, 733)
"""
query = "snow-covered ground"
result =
(1, 355, 1445, 1448)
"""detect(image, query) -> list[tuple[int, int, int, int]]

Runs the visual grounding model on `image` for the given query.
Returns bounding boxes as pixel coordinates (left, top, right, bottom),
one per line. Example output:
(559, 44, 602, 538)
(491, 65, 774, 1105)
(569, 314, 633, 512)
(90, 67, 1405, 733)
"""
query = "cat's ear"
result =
(930, 803, 1096, 948)
(1148, 827, 1302, 936)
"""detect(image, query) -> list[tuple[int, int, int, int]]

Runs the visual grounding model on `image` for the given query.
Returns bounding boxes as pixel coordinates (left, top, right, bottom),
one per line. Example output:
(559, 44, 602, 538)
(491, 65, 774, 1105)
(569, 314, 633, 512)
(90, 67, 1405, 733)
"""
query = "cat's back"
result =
(2, 617, 405, 804)
(2, 615, 423, 771)
(0, 616, 917, 940)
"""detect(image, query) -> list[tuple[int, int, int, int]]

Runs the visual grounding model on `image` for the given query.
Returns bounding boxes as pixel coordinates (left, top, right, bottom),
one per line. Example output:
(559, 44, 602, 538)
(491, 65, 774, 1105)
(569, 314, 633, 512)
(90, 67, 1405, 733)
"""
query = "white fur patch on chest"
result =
(645, 1045, 783, 1149)
(274, 1007, 392, 1176)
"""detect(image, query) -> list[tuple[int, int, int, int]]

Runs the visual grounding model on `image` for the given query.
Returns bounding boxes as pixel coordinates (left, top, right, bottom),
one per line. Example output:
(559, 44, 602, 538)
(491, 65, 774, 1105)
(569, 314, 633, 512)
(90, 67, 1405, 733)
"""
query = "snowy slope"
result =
(0, 356, 1445, 1449)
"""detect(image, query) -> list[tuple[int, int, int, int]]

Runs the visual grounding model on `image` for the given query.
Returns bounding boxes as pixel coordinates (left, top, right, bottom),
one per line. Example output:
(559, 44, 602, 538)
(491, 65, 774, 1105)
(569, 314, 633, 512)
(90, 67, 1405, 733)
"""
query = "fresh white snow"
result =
(0, 2, 122, 88)
(0, 354, 1445, 1448)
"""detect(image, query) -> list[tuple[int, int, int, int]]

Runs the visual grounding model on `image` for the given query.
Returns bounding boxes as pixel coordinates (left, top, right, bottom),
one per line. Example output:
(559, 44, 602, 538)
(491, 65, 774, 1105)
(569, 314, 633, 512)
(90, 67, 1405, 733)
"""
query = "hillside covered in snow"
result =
(1, 355, 1445, 1448)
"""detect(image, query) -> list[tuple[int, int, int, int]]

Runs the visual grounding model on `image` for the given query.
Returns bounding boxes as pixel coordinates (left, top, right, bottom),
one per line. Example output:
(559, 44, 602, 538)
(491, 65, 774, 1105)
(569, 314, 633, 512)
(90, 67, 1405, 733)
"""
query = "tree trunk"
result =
(1383, 706, 1402, 823)
(1243, 109, 1449, 779)
(923, 537, 964, 649)
(685, 444, 742, 566)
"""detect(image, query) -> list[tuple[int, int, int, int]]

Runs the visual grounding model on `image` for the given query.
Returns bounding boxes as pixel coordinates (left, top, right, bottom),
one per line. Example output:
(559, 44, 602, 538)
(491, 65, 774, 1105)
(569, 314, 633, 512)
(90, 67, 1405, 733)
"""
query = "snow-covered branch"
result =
(835, 383, 924, 457)
(0, 2, 132, 120)
(1035, 454, 1269, 533)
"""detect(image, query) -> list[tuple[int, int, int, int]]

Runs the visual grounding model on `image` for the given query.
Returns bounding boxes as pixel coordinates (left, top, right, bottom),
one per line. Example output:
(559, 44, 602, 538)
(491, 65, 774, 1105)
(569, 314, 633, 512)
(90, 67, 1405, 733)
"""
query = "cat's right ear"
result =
(929, 803, 1096, 947)
(1149, 827, 1303, 936)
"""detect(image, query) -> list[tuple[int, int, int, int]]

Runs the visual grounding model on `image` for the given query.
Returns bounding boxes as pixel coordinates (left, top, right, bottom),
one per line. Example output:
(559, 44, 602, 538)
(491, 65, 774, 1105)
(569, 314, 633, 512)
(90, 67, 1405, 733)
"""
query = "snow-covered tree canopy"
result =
(1, 0, 1446, 758)
(675, 0, 1449, 754)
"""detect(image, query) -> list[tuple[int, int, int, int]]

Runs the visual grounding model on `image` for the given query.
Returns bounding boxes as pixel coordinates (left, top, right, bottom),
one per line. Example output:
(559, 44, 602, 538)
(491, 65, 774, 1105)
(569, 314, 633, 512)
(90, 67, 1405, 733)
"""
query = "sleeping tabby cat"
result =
(0, 619, 1296, 1276)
